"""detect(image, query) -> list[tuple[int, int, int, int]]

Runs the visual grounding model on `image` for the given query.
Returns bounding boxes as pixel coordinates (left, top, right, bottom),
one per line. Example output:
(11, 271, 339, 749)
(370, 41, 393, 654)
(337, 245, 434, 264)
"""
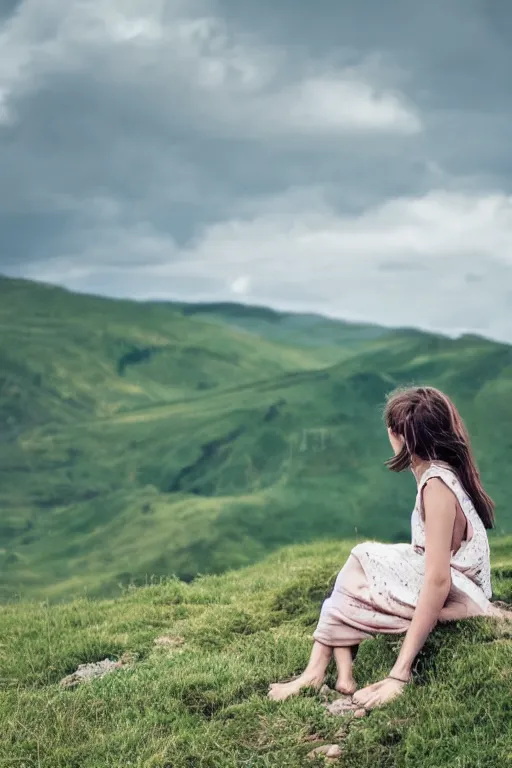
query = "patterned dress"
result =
(313, 461, 500, 647)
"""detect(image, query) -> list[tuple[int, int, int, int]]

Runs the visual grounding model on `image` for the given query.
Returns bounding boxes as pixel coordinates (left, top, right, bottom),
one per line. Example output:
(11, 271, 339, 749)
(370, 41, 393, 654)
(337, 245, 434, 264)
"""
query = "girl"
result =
(268, 386, 505, 709)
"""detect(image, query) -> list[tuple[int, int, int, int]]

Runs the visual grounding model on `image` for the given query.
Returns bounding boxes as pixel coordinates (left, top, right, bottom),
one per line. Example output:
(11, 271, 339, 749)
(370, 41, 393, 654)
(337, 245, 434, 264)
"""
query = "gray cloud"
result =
(1, 0, 512, 341)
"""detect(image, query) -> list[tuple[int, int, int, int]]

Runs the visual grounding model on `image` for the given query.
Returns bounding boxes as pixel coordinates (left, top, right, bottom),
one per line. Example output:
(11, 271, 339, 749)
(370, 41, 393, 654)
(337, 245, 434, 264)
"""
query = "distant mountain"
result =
(177, 300, 392, 349)
(1, 275, 511, 601)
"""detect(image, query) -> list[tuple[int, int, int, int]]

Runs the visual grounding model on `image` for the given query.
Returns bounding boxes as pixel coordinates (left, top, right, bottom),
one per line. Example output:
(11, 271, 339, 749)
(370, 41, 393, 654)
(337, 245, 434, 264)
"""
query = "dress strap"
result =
(417, 461, 457, 491)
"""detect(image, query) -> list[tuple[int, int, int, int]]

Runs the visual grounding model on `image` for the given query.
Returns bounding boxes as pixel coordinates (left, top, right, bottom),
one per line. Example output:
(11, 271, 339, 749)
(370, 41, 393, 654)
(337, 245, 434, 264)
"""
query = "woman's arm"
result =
(389, 477, 456, 680)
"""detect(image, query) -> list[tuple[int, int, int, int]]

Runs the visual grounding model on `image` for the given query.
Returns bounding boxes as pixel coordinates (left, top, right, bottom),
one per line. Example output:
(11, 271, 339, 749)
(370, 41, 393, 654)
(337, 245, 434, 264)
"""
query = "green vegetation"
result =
(1, 276, 512, 601)
(1, 538, 511, 767)
(177, 300, 392, 349)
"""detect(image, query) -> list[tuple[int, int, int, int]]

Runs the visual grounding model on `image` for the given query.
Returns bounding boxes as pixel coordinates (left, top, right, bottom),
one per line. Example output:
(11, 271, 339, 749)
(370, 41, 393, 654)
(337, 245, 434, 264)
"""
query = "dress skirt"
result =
(313, 546, 500, 648)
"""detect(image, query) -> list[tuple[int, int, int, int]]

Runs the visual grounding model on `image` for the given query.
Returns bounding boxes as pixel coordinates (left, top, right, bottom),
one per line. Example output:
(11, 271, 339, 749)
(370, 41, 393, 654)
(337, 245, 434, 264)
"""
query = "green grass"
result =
(1, 538, 512, 767)
(2, 276, 512, 601)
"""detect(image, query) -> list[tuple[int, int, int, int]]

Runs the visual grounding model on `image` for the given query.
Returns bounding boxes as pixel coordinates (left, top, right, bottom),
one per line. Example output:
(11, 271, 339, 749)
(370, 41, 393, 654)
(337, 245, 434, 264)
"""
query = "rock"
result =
(307, 744, 342, 761)
(353, 708, 366, 718)
(59, 656, 132, 688)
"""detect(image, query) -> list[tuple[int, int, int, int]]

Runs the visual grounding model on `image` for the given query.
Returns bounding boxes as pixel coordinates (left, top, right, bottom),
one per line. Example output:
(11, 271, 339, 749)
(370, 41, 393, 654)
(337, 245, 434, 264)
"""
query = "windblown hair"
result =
(384, 386, 495, 529)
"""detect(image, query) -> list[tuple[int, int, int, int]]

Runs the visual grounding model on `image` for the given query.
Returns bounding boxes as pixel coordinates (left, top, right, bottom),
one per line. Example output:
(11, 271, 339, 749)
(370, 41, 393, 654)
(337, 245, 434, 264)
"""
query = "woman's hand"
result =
(352, 676, 408, 709)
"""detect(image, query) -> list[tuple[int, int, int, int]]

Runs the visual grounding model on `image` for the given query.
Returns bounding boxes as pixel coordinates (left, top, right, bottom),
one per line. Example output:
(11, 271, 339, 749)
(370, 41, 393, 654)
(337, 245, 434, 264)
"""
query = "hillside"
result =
(0, 277, 336, 431)
(177, 300, 392, 349)
(1, 538, 512, 767)
(1, 276, 512, 601)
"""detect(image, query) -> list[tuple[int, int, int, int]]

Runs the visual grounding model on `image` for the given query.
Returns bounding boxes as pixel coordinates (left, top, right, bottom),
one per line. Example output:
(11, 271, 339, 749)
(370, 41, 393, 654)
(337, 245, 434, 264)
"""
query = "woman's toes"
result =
(267, 679, 301, 701)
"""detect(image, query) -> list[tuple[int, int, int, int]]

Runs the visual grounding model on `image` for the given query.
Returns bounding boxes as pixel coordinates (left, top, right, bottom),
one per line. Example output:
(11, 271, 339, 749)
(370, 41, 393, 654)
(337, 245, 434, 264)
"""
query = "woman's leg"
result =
(267, 641, 332, 701)
(333, 645, 358, 694)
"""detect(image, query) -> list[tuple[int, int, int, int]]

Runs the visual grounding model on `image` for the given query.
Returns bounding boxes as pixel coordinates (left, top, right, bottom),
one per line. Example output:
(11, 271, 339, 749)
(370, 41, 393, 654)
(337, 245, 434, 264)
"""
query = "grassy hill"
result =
(0, 277, 336, 430)
(1, 538, 512, 767)
(177, 300, 392, 349)
(1, 276, 512, 601)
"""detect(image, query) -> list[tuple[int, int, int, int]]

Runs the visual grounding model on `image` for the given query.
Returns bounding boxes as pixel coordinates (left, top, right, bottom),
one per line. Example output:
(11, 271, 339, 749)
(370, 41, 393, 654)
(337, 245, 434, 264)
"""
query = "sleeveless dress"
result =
(313, 461, 500, 647)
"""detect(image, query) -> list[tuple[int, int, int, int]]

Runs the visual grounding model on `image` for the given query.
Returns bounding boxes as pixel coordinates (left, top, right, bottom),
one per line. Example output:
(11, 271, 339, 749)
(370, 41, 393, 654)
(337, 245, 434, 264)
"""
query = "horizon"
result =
(2, 271, 507, 348)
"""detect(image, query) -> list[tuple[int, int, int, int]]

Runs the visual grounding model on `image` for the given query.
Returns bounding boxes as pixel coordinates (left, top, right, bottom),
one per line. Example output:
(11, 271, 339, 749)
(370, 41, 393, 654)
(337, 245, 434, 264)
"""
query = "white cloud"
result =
(24, 189, 512, 343)
(0, 0, 421, 138)
(166, 188, 512, 273)
(231, 275, 251, 296)
(275, 76, 421, 135)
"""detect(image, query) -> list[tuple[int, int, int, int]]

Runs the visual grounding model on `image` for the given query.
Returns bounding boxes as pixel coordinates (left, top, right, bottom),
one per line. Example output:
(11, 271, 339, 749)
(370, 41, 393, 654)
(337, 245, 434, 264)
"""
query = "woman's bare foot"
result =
(267, 673, 324, 701)
(335, 674, 357, 695)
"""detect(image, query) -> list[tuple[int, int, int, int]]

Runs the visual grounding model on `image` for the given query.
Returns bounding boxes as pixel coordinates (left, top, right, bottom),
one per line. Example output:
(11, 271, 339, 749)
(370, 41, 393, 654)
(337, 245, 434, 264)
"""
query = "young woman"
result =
(268, 386, 504, 709)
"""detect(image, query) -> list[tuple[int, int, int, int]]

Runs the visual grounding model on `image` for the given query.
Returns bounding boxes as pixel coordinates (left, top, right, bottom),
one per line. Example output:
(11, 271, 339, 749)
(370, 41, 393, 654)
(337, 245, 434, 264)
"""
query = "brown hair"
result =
(384, 386, 495, 529)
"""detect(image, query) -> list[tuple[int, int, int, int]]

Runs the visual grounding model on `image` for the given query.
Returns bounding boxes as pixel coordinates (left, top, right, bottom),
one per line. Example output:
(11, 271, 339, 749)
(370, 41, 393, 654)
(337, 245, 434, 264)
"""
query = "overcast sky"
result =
(1, 0, 512, 341)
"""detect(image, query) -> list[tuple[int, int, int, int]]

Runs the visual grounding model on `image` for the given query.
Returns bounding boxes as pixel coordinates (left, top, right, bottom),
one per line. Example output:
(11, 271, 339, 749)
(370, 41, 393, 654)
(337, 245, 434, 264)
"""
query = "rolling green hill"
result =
(1, 275, 512, 602)
(1, 538, 511, 766)
(177, 300, 393, 349)
(0, 277, 336, 431)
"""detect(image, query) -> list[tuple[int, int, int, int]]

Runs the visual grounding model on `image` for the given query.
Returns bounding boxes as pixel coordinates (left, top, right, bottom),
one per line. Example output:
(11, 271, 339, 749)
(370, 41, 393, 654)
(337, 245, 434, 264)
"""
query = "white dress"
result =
(313, 461, 498, 647)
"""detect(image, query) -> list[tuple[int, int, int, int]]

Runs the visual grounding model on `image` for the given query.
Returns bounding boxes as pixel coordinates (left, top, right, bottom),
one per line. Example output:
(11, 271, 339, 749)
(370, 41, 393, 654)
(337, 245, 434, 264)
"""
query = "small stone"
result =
(319, 684, 344, 703)
(59, 657, 129, 688)
(353, 708, 366, 718)
(307, 744, 342, 760)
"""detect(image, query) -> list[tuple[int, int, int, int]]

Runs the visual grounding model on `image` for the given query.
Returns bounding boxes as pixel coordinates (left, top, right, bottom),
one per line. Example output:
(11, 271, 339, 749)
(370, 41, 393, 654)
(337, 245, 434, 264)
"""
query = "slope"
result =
(0, 276, 335, 432)
(1, 537, 511, 767)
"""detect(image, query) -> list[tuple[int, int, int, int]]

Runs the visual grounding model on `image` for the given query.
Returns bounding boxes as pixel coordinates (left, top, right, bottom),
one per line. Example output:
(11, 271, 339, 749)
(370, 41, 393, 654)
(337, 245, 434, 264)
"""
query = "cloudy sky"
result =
(1, 0, 512, 341)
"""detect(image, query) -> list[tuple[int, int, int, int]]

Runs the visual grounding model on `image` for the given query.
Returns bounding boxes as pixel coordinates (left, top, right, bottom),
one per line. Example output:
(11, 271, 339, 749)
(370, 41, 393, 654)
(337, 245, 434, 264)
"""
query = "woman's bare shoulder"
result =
(422, 476, 457, 512)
